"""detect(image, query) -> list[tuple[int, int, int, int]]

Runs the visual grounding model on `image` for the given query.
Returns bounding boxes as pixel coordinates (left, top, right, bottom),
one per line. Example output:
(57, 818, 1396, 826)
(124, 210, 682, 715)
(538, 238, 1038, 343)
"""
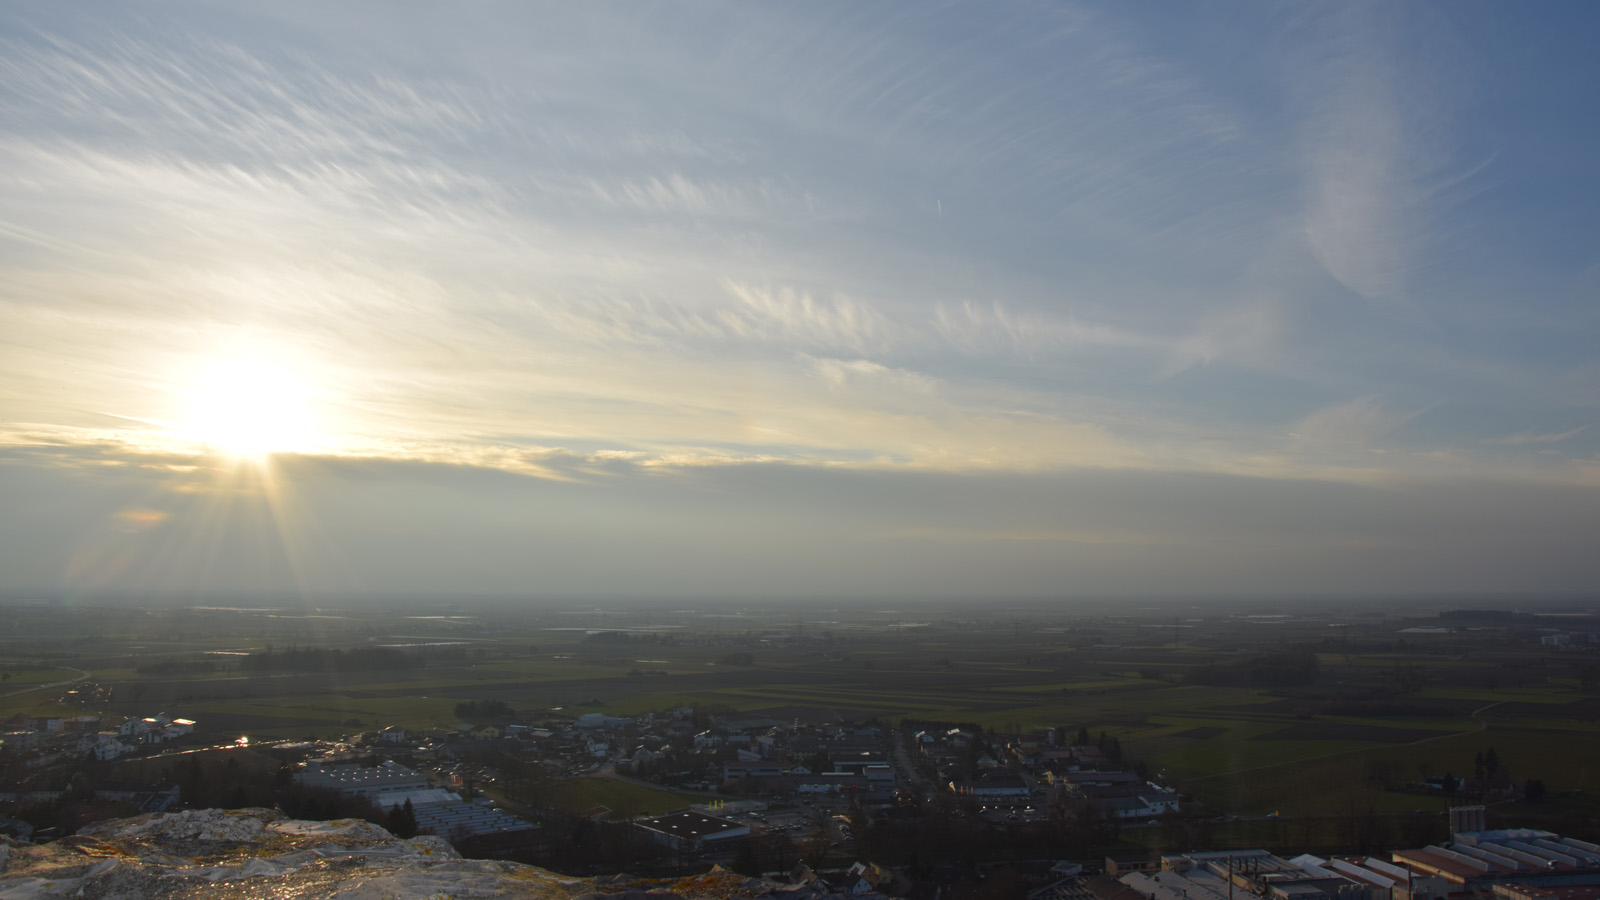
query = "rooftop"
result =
(634, 810, 747, 841)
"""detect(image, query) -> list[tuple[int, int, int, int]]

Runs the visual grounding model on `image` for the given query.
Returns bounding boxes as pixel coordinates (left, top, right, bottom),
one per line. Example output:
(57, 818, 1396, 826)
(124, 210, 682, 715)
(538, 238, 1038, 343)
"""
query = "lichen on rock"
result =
(0, 809, 813, 900)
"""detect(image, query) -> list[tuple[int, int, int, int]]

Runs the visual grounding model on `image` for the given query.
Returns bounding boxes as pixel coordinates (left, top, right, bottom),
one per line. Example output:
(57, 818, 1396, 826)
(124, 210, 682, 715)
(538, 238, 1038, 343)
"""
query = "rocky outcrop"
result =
(0, 808, 787, 899)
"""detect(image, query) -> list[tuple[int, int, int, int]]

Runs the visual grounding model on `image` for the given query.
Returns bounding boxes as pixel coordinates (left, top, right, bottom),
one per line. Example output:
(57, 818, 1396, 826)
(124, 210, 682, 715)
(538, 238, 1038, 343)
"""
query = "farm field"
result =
(0, 665, 83, 689)
(3, 596, 1599, 834)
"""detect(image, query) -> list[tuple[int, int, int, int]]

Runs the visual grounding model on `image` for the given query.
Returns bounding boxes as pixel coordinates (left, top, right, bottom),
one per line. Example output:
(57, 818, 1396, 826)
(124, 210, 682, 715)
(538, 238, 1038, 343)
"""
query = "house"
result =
(951, 771, 1031, 800)
(863, 764, 896, 784)
(1064, 770, 1140, 788)
(378, 726, 408, 744)
(1097, 790, 1180, 820)
(1067, 746, 1106, 768)
(837, 873, 879, 896)
(795, 773, 874, 795)
(1013, 733, 1048, 752)
(831, 750, 889, 774)
(922, 740, 959, 768)
(723, 759, 787, 782)
(847, 861, 897, 893)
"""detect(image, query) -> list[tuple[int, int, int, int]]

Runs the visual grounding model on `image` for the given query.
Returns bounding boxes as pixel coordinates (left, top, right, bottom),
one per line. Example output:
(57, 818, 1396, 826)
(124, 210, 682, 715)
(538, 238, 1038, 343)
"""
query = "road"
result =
(891, 729, 934, 799)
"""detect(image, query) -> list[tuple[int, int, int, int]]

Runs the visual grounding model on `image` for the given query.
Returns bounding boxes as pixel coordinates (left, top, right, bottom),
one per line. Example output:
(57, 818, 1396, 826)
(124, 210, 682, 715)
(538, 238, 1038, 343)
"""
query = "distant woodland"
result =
(239, 647, 416, 673)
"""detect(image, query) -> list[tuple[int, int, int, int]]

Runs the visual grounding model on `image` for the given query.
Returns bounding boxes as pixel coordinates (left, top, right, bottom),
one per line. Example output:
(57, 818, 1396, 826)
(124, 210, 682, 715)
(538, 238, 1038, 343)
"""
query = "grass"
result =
(186, 694, 464, 737)
(1171, 722, 1600, 816)
(546, 778, 705, 817)
(0, 665, 81, 686)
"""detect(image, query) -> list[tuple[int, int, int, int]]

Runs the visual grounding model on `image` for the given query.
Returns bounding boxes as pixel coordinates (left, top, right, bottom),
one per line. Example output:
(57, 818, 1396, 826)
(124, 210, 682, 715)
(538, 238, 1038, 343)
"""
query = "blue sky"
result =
(2, 2, 1598, 599)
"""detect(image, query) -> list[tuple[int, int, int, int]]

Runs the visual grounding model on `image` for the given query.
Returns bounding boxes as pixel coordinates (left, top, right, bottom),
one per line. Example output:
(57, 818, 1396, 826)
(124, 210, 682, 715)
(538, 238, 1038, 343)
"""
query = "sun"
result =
(176, 353, 323, 458)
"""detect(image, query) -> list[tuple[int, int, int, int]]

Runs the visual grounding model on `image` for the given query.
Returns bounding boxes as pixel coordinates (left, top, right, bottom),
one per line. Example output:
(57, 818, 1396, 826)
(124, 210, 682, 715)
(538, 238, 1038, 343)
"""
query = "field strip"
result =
(0, 666, 88, 698)
(705, 687, 956, 707)
(1188, 701, 1502, 782)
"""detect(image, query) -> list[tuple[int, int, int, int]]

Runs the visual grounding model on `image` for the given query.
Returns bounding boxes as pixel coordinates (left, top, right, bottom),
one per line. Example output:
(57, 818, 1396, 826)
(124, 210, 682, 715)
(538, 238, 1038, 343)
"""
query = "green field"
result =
(3, 598, 1598, 833)
(0, 665, 82, 688)
(546, 778, 708, 817)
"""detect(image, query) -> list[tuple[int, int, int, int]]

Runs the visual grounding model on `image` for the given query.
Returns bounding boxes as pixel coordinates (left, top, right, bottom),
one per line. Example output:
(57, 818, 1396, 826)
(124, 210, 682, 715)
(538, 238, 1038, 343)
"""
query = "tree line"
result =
(239, 646, 416, 673)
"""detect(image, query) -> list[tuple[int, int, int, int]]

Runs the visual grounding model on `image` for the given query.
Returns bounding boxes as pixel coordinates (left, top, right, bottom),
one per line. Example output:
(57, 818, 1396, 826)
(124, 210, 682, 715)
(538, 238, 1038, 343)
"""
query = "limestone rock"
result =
(0, 809, 786, 900)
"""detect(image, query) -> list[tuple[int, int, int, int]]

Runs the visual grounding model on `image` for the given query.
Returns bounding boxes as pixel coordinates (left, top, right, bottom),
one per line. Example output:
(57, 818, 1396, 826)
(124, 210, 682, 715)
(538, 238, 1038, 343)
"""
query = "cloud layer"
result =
(3, 2, 1599, 598)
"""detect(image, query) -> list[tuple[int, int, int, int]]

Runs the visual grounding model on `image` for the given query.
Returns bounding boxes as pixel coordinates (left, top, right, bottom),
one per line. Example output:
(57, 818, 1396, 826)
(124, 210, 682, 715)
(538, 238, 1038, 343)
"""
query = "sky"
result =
(3, 2, 1599, 601)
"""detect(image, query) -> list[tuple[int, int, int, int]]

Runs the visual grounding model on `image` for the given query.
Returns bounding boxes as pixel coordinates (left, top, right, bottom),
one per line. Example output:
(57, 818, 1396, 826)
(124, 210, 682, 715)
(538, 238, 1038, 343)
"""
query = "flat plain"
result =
(4, 597, 1598, 836)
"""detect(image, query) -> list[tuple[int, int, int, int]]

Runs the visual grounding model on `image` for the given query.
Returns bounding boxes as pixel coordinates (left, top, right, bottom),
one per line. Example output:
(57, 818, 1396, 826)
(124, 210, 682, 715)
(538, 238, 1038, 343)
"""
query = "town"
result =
(3, 596, 1599, 900)
(6, 699, 1598, 900)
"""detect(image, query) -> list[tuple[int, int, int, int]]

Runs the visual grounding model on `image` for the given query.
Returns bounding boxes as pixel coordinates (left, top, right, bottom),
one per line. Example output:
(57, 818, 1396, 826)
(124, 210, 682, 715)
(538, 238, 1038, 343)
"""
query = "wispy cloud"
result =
(931, 300, 1166, 356)
(587, 173, 817, 220)
(1288, 396, 1424, 449)
(721, 282, 894, 353)
(1485, 426, 1589, 446)
(3, 2, 1600, 598)
(1289, 4, 1484, 302)
(1, 29, 490, 154)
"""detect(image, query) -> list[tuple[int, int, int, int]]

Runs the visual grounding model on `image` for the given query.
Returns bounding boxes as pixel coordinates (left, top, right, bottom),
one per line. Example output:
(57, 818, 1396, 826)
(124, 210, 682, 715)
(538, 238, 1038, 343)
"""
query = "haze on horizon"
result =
(3, 2, 1599, 602)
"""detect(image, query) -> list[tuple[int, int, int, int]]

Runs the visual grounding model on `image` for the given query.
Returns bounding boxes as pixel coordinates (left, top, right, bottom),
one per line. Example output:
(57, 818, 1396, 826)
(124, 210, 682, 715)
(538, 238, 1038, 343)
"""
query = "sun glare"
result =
(176, 353, 323, 458)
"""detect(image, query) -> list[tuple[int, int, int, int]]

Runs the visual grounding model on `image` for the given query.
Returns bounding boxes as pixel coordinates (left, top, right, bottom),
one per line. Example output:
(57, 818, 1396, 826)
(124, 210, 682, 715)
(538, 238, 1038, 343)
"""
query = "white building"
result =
(295, 760, 430, 797)
(634, 810, 750, 853)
